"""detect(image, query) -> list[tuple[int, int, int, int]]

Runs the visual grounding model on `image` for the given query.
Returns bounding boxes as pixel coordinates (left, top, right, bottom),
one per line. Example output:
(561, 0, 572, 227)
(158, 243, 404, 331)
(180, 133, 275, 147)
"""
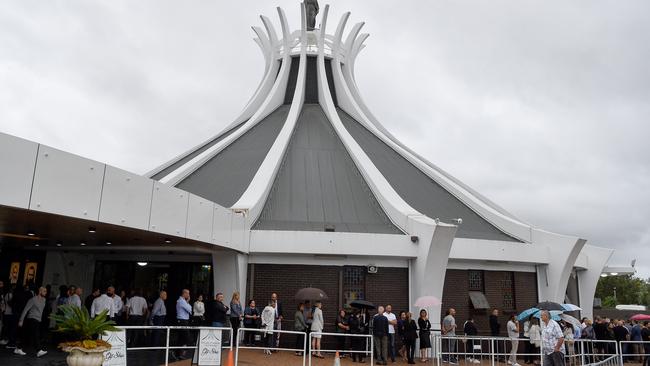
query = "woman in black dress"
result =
(348, 309, 365, 363)
(418, 309, 432, 362)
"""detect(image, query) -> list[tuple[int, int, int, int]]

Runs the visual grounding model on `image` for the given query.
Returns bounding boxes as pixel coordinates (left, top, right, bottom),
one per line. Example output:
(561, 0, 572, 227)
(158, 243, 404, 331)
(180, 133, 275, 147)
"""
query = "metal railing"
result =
(235, 327, 308, 366)
(433, 335, 621, 366)
(107, 325, 233, 366)
(618, 340, 650, 365)
(307, 331, 374, 366)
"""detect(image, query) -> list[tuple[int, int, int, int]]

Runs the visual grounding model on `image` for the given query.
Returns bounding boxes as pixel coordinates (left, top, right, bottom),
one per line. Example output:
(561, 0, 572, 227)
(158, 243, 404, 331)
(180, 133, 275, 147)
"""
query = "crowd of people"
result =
(3, 278, 650, 365)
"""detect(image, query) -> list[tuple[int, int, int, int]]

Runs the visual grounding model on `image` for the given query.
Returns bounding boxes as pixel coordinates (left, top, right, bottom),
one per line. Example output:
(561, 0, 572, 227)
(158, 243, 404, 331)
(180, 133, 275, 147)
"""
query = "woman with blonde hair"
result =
(230, 292, 243, 345)
(311, 301, 324, 358)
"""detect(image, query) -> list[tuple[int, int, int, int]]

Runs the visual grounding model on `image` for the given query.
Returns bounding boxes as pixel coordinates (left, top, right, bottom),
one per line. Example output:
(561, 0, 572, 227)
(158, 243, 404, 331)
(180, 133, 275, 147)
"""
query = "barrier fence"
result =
(110, 325, 232, 366)
(619, 340, 650, 365)
(307, 332, 374, 366)
(433, 335, 620, 366)
(235, 327, 308, 366)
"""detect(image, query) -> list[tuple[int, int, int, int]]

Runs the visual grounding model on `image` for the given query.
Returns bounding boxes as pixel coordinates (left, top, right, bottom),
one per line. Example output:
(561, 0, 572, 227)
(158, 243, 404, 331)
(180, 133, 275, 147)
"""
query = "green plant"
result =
(51, 305, 118, 341)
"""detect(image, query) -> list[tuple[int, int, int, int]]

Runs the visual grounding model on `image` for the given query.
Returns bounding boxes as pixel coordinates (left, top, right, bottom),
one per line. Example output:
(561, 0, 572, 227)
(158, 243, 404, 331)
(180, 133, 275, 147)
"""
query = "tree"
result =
(595, 275, 650, 307)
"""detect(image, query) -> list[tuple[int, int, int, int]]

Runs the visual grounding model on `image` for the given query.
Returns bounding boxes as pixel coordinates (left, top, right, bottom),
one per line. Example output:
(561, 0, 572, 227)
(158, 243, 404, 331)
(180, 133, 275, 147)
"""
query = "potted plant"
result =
(51, 305, 119, 366)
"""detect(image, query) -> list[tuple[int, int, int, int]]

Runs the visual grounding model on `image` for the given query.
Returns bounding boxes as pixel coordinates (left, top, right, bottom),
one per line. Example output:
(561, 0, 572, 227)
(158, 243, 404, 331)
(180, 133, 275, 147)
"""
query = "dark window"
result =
(468, 270, 484, 292)
(343, 266, 365, 305)
(501, 272, 515, 310)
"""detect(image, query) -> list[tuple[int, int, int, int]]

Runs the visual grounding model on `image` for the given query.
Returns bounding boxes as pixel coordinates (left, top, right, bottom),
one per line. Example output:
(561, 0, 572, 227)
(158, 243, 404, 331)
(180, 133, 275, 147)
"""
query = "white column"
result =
(212, 251, 249, 302)
(577, 245, 614, 320)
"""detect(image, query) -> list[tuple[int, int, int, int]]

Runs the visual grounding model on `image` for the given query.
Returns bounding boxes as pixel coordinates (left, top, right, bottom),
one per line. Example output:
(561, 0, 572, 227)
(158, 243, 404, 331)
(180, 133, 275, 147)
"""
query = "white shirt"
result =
(385, 312, 397, 334)
(127, 296, 148, 316)
(91, 294, 116, 318)
(67, 294, 82, 308)
(193, 301, 205, 317)
(113, 295, 124, 315)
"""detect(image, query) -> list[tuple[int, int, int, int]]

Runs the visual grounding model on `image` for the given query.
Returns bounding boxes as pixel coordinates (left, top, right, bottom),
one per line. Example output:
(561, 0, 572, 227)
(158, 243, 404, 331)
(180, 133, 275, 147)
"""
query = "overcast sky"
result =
(1, 1, 649, 277)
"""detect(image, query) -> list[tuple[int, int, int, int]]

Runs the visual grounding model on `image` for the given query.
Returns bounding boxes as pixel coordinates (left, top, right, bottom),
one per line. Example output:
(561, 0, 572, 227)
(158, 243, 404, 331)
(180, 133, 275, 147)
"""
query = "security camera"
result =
(452, 218, 463, 225)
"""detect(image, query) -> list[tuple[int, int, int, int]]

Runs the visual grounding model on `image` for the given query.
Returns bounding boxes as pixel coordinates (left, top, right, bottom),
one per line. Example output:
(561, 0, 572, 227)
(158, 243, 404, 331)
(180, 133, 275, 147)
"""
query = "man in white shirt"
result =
(107, 286, 123, 322)
(384, 304, 398, 363)
(126, 289, 148, 346)
(90, 290, 115, 319)
(67, 287, 82, 308)
(541, 310, 565, 366)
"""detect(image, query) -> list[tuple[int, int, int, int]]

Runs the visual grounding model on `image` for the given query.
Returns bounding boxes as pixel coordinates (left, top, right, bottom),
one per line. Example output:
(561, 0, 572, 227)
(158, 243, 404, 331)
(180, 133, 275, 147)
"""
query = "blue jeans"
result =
(212, 321, 225, 327)
(388, 333, 396, 361)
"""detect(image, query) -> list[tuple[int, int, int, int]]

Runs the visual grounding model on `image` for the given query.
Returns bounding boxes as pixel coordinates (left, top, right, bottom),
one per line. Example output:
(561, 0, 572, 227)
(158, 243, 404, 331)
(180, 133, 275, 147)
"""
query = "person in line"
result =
(311, 301, 324, 358)
(400, 312, 418, 364)
(562, 321, 575, 366)
(126, 289, 148, 347)
(442, 308, 458, 364)
(261, 300, 276, 355)
(107, 286, 123, 323)
(90, 288, 116, 319)
(490, 308, 504, 361)
(397, 311, 407, 361)
(230, 292, 243, 345)
(463, 317, 480, 364)
(373, 305, 389, 365)
(84, 288, 100, 312)
(243, 300, 259, 346)
(0, 284, 17, 348)
(348, 308, 365, 363)
(67, 286, 82, 308)
(175, 289, 192, 360)
(336, 308, 349, 357)
(641, 322, 650, 366)
(384, 304, 398, 363)
(418, 309, 432, 363)
(192, 294, 205, 325)
(210, 292, 229, 327)
(540, 310, 565, 366)
(528, 318, 542, 365)
(294, 303, 308, 356)
(14, 286, 48, 358)
(507, 313, 521, 366)
(631, 321, 643, 363)
(150, 290, 167, 347)
(613, 320, 630, 362)
(523, 316, 533, 365)
(271, 293, 283, 348)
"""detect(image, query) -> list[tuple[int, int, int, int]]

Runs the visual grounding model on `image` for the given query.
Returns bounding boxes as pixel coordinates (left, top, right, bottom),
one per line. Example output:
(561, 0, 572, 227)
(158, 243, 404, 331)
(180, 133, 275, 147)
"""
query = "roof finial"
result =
(304, 0, 319, 31)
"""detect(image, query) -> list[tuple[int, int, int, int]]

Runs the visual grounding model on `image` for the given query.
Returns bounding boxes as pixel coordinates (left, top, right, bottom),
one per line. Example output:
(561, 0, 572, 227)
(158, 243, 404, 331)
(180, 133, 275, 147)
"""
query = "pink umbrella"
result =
(630, 314, 650, 321)
(414, 296, 442, 308)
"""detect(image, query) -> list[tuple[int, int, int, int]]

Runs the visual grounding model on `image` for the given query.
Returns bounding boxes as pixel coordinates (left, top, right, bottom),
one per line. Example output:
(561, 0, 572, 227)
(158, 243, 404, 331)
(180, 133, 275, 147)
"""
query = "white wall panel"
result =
(30, 145, 105, 220)
(186, 194, 214, 242)
(99, 166, 154, 230)
(0, 133, 38, 209)
(212, 205, 233, 247)
(149, 182, 189, 237)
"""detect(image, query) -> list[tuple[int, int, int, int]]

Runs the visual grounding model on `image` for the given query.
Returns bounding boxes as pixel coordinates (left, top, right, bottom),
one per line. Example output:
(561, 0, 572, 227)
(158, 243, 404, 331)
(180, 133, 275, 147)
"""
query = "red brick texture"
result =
(441, 269, 538, 336)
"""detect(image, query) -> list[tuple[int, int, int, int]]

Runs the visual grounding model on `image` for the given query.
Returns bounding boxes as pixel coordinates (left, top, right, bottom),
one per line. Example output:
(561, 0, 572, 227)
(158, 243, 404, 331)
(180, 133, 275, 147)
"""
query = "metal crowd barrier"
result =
(307, 331, 374, 366)
(113, 325, 233, 366)
(618, 340, 650, 365)
(235, 327, 308, 366)
(434, 335, 621, 366)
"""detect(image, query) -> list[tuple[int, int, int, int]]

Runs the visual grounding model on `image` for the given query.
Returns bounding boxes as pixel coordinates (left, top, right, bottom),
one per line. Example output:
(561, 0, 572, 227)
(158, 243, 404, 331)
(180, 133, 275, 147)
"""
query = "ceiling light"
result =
(56, 242, 62, 247)
(80, 242, 87, 246)
(600, 274, 608, 277)
(27, 232, 35, 236)
(34, 243, 40, 247)
(88, 227, 96, 233)
(164, 239, 172, 244)
(106, 241, 112, 245)
(137, 262, 148, 267)
(610, 272, 618, 276)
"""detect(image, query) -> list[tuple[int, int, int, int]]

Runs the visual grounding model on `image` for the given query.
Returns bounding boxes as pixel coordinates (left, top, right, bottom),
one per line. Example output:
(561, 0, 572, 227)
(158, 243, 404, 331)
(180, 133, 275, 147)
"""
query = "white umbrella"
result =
(562, 303, 582, 312)
(560, 314, 582, 329)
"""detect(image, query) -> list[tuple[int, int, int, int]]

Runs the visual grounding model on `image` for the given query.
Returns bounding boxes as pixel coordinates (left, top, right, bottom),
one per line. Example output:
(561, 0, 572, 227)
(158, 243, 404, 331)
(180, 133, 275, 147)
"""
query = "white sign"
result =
(101, 329, 127, 366)
(197, 329, 222, 366)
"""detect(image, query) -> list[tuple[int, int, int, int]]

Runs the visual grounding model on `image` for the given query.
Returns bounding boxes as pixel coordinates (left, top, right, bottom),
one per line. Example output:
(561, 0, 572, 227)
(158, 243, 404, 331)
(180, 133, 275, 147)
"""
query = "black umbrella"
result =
(349, 300, 376, 310)
(534, 301, 564, 311)
(295, 287, 328, 301)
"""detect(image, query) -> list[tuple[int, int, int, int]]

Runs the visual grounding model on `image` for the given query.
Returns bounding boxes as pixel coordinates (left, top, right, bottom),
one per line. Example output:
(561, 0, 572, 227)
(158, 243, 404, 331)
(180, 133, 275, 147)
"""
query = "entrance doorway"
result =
(93, 260, 213, 321)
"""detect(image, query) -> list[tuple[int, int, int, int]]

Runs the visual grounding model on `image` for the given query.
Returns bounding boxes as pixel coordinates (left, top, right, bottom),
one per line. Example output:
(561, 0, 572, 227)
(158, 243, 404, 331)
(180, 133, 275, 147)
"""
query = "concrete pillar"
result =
(577, 245, 614, 320)
(212, 251, 249, 301)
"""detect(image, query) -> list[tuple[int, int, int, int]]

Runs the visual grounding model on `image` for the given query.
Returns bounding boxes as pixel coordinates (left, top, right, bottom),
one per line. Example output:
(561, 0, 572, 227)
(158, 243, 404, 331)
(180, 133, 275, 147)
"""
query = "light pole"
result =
(613, 286, 617, 301)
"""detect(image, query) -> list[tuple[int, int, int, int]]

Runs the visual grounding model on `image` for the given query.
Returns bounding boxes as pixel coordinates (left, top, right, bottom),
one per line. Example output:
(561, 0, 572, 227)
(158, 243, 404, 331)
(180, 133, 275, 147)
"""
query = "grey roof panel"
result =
(151, 121, 246, 181)
(175, 105, 290, 207)
(254, 105, 402, 234)
(337, 108, 520, 242)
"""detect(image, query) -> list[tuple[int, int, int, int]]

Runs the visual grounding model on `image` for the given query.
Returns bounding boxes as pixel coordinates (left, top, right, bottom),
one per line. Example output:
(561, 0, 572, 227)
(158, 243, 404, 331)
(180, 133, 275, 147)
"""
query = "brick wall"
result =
(442, 269, 538, 336)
